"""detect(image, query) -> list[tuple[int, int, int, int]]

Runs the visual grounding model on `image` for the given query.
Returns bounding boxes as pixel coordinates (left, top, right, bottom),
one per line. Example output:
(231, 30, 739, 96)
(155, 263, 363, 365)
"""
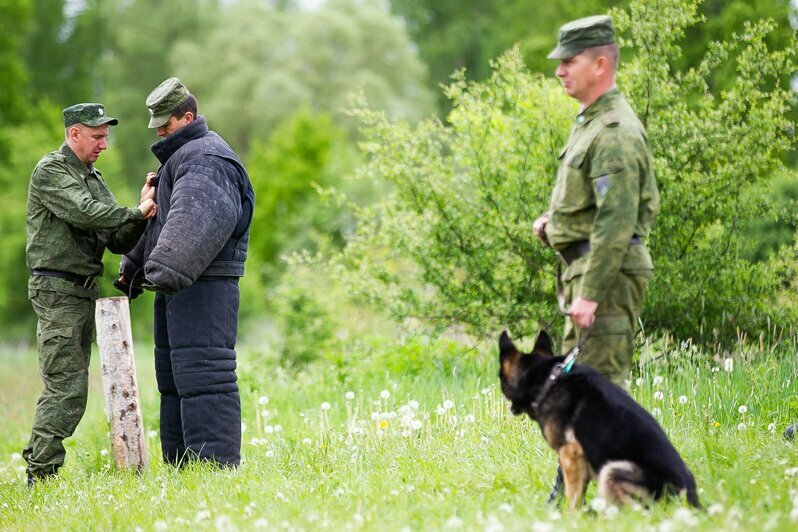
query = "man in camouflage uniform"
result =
(23, 103, 157, 486)
(533, 15, 659, 382)
(532, 16, 660, 503)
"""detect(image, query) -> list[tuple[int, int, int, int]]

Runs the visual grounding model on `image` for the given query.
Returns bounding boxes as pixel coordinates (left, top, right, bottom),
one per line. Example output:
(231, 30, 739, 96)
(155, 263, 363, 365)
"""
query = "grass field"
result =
(1, 333, 797, 530)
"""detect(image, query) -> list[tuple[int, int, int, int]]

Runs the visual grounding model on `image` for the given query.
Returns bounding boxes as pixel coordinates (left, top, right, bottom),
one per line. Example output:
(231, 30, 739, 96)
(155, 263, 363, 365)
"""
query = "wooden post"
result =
(95, 297, 148, 470)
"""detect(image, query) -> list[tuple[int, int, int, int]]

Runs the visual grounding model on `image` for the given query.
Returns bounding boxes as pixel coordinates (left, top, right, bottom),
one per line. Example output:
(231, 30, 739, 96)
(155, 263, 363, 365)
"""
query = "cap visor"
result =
(547, 45, 577, 59)
(82, 117, 119, 127)
(148, 114, 170, 128)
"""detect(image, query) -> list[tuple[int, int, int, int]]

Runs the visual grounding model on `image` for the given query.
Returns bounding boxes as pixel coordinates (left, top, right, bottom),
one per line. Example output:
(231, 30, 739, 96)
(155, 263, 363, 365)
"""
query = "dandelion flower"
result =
(345, 391, 355, 401)
(654, 391, 664, 401)
(100, 449, 108, 456)
(480, 387, 491, 395)
(678, 395, 688, 404)
(784, 467, 798, 477)
(303, 438, 312, 445)
(409, 400, 419, 410)
(258, 396, 269, 405)
(724, 358, 733, 372)
(379, 420, 388, 429)
(635, 378, 644, 387)
(321, 402, 331, 411)
(653, 376, 664, 386)
(768, 423, 777, 433)
(707, 503, 724, 516)
(652, 408, 662, 417)
(738, 405, 747, 414)
(264, 425, 274, 434)
(443, 399, 454, 410)
(590, 497, 608, 512)
(380, 390, 391, 400)
(737, 422, 747, 431)
(11, 453, 21, 461)
(673, 507, 698, 527)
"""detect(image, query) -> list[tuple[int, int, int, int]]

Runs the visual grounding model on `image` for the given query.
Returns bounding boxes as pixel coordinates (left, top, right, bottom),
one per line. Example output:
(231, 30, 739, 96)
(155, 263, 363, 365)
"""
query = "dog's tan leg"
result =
(558, 439, 589, 510)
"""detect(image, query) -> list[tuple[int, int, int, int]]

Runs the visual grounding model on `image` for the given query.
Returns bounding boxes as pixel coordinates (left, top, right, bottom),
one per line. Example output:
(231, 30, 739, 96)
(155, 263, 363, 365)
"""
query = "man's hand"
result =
(533, 213, 550, 246)
(569, 297, 598, 329)
(140, 172, 157, 202)
(113, 276, 143, 299)
(138, 198, 157, 219)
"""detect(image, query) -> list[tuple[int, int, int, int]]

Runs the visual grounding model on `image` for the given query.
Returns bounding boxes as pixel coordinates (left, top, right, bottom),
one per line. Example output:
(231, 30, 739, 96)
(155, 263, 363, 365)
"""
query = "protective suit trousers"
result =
(154, 278, 241, 467)
(23, 289, 94, 478)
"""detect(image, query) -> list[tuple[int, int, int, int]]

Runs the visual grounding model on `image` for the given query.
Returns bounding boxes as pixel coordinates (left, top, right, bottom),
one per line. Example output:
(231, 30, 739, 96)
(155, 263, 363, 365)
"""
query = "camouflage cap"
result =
(548, 15, 615, 60)
(146, 77, 191, 128)
(63, 103, 118, 128)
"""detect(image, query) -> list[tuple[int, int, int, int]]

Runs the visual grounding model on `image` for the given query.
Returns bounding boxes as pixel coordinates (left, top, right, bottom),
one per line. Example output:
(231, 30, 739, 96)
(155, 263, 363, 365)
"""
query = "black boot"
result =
(26, 469, 56, 488)
(547, 466, 564, 505)
(785, 424, 797, 440)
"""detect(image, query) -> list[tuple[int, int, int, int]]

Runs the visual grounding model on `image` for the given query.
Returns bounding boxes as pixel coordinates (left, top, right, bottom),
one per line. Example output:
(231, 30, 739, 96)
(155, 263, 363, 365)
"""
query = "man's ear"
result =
(533, 330, 554, 356)
(184, 112, 195, 124)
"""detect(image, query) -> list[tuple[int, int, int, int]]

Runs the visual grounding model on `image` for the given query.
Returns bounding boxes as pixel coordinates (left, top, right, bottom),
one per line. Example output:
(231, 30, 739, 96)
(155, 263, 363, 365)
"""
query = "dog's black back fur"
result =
(499, 330, 700, 508)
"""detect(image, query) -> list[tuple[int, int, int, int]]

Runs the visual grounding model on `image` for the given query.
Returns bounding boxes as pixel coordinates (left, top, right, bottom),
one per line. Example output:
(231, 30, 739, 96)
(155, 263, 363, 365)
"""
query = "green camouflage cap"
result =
(146, 77, 191, 128)
(63, 103, 118, 128)
(548, 15, 615, 60)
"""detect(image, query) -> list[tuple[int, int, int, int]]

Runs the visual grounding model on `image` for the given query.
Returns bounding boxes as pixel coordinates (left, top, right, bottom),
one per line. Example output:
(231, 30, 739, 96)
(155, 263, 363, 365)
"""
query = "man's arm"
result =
(33, 162, 152, 229)
(579, 127, 641, 304)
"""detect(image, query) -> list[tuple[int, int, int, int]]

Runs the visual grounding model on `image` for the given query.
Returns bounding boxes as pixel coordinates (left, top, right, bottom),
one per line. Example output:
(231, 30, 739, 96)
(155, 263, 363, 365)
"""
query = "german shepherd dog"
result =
(498, 330, 700, 509)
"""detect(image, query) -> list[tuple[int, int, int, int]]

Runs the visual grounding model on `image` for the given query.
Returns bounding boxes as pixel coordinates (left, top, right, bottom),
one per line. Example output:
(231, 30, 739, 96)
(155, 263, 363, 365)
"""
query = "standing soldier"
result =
(117, 78, 254, 468)
(24, 103, 157, 486)
(532, 15, 660, 500)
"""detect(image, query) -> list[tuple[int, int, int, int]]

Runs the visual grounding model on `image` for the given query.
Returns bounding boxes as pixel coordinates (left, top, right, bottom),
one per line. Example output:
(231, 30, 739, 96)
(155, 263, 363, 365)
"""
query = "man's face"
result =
(555, 53, 597, 102)
(69, 124, 109, 164)
(156, 113, 192, 138)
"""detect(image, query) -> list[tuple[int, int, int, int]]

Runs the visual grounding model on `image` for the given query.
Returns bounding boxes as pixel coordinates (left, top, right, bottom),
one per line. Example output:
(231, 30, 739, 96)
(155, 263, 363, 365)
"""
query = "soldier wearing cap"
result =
(23, 103, 157, 485)
(532, 15, 659, 502)
(118, 78, 254, 468)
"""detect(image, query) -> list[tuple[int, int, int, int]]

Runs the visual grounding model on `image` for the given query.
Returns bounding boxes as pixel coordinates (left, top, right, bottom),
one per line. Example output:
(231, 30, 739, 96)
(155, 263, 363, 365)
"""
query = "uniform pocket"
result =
(38, 326, 77, 375)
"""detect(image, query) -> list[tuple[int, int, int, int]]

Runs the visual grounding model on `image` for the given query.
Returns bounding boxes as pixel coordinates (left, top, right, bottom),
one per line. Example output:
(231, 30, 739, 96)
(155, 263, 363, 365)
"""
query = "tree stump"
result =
(95, 297, 148, 470)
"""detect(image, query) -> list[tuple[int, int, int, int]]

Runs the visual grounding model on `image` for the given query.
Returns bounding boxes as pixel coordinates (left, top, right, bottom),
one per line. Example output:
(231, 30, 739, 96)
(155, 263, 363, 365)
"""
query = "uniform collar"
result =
(574, 86, 620, 126)
(151, 115, 209, 164)
(59, 143, 95, 175)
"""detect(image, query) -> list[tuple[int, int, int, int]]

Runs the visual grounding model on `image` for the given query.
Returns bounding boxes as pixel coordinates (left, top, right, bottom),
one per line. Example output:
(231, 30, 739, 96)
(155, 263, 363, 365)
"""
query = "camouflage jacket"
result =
(544, 88, 660, 302)
(26, 143, 145, 296)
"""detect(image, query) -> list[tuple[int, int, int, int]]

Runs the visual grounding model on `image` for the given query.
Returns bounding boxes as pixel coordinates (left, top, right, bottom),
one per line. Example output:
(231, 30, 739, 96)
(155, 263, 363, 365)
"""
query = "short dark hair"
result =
(172, 94, 198, 119)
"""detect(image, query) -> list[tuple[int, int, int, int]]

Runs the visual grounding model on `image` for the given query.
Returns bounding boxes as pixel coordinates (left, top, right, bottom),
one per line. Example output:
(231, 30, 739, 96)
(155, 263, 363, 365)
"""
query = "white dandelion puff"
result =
(724, 358, 733, 372)
(654, 391, 664, 401)
(258, 396, 269, 405)
(653, 376, 664, 386)
(443, 399, 454, 410)
(345, 391, 355, 401)
(738, 405, 748, 414)
(678, 395, 688, 404)
(380, 390, 390, 400)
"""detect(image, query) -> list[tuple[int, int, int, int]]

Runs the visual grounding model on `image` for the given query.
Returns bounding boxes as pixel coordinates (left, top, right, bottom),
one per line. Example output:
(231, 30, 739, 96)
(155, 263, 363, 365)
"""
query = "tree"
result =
(171, 0, 434, 152)
(341, 0, 798, 344)
(246, 108, 356, 283)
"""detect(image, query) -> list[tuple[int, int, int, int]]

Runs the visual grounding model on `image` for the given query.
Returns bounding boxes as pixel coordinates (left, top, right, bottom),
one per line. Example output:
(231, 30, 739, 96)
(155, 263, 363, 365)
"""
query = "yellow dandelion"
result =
(379, 419, 388, 429)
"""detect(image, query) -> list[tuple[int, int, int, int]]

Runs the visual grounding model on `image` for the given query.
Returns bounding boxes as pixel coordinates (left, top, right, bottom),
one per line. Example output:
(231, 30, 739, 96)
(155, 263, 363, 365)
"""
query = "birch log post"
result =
(95, 297, 148, 470)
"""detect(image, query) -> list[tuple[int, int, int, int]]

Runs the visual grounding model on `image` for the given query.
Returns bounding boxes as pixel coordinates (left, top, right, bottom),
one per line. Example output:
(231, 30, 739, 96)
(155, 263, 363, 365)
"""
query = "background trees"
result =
(0, 0, 796, 350)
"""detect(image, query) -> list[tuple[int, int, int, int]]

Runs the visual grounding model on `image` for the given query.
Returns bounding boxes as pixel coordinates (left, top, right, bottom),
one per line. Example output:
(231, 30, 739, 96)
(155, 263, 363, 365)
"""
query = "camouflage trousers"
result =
(23, 289, 94, 478)
(562, 269, 652, 384)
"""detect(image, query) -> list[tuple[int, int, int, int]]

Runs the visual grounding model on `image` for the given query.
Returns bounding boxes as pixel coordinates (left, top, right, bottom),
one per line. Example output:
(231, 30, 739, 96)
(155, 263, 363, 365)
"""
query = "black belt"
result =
(559, 236, 642, 266)
(32, 268, 96, 289)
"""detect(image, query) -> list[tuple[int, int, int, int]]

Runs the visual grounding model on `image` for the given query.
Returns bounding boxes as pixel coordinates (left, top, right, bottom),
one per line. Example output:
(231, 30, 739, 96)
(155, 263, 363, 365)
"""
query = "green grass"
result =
(1, 334, 797, 530)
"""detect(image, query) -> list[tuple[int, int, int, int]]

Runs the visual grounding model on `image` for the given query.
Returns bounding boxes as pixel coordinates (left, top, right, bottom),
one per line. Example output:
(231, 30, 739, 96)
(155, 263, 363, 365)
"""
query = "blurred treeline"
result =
(0, 0, 795, 346)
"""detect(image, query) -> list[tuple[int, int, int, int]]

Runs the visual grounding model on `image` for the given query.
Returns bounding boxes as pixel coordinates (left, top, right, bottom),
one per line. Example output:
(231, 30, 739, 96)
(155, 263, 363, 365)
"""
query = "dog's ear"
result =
(499, 330, 522, 378)
(533, 329, 554, 356)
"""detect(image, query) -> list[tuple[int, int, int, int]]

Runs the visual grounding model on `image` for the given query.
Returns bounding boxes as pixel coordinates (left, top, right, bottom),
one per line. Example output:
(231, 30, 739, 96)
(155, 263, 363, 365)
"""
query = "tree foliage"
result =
(341, 0, 798, 343)
(172, 0, 434, 152)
